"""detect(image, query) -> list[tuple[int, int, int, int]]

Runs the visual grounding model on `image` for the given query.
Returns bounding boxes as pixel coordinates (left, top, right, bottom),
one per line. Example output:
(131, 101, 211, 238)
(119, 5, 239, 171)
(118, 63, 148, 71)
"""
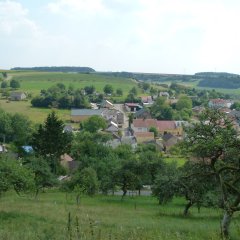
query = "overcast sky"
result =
(1, 0, 240, 74)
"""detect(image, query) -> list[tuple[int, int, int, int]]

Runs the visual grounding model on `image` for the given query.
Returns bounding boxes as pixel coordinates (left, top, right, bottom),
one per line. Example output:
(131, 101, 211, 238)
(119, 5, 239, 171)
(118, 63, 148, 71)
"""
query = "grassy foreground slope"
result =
(1, 191, 240, 240)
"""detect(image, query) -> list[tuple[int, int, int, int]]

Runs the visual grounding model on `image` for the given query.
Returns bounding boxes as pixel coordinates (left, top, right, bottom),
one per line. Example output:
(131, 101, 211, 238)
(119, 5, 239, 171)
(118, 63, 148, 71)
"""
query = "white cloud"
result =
(0, 0, 39, 36)
(47, 0, 109, 16)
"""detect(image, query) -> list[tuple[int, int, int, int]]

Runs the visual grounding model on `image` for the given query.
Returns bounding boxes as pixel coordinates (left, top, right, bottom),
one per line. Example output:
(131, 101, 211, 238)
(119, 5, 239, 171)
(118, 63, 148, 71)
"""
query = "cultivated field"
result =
(0, 190, 239, 240)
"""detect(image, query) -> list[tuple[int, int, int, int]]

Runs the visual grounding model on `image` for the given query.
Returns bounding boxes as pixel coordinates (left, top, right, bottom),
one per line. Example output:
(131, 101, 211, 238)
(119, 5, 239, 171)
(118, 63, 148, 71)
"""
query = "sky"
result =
(1, 0, 240, 74)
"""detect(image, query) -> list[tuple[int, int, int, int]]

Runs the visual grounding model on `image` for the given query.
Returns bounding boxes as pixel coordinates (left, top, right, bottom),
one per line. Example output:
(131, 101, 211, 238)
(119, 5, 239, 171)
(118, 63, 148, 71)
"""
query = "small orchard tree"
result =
(62, 167, 99, 202)
(103, 84, 113, 95)
(10, 79, 20, 89)
(0, 157, 34, 197)
(24, 156, 57, 198)
(1, 81, 8, 88)
(81, 115, 107, 133)
(183, 109, 240, 238)
(116, 88, 123, 96)
(149, 126, 158, 138)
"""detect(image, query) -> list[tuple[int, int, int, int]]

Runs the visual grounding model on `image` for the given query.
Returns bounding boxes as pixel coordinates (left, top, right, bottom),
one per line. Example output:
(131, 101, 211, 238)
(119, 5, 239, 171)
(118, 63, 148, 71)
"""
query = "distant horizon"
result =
(2, 66, 240, 76)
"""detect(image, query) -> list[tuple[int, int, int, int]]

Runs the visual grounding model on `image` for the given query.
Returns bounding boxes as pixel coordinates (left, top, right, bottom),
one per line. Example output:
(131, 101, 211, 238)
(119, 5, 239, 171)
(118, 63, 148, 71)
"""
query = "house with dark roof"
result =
(106, 121, 119, 133)
(10, 92, 27, 101)
(134, 108, 152, 119)
(125, 103, 142, 112)
(71, 109, 104, 122)
(162, 133, 179, 151)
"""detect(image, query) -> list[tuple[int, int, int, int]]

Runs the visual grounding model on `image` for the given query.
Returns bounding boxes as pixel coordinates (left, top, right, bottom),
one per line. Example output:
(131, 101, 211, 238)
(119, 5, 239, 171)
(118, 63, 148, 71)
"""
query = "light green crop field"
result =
(0, 99, 70, 123)
(9, 71, 139, 97)
(0, 190, 239, 240)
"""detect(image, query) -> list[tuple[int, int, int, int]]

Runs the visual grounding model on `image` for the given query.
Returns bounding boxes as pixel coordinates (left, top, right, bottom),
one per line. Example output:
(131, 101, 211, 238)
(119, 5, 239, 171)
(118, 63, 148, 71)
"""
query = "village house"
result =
(100, 99, 114, 109)
(90, 103, 98, 109)
(10, 92, 27, 101)
(140, 96, 154, 106)
(134, 108, 152, 119)
(71, 109, 104, 122)
(131, 119, 183, 136)
(159, 92, 170, 99)
(0, 145, 7, 153)
(71, 108, 124, 126)
(106, 136, 137, 149)
(106, 121, 119, 133)
(162, 133, 179, 152)
(134, 132, 155, 144)
(208, 99, 233, 109)
(63, 125, 74, 133)
(60, 154, 79, 172)
(125, 103, 142, 112)
(131, 119, 157, 133)
(192, 106, 205, 114)
(102, 109, 124, 125)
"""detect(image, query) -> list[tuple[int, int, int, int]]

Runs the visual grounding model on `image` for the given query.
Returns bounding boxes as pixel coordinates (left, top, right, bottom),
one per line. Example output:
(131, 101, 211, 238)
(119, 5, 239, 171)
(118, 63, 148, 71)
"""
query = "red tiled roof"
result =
(61, 154, 73, 162)
(133, 119, 157, 128)
(210, 99, 229, 104)
(134, 132, 154, 138)
(156, 121, 176, 131)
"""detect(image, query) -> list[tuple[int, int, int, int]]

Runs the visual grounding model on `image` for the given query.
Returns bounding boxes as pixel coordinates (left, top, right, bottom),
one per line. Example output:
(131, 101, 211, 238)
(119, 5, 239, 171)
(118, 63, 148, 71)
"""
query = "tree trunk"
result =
(121, 186, 127, 201)
(221, 210, 233, 239)
(183, 201, 193, 216)
(35, 188, 39, 200)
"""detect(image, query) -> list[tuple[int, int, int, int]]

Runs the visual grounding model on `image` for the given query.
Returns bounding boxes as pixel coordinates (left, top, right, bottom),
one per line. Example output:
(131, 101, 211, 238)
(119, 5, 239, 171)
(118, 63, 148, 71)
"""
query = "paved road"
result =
(114, 190, 152, 196)
(114, 104, 130, 136)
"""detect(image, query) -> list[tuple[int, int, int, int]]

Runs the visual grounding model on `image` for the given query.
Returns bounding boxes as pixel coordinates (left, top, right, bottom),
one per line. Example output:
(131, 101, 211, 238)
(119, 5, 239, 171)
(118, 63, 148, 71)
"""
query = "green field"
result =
(0, 71, 142, 123)
(0, 99, 70, 123)
(0, 190, 239, 240)
(9, 71, 139, 97)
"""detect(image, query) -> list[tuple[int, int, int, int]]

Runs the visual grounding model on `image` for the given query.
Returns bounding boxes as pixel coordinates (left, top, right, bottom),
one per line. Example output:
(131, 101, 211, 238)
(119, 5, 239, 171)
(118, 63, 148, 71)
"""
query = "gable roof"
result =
(162, 133, 174, 141)
(10, 92, 26, 97)
(134, 132, 154, 138)
(134, 108, 151, 118)
(156, 121, 176, 131)
(132, 119, 157, 128)
(71, 109, 104, 116)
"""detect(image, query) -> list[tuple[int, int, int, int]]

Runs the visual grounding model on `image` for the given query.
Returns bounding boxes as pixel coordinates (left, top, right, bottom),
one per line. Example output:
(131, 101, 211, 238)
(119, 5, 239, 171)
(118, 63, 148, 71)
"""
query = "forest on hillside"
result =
(11, 66, 95, 73)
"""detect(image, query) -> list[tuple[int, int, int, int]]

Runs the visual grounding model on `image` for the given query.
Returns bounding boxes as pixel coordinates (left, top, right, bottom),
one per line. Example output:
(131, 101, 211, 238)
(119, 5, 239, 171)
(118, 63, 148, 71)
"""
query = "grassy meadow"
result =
(0, 71, 141, 123)
(0, 190, 240, 240)
(9, 71, 139, 97)
(0, 99, 70, 123)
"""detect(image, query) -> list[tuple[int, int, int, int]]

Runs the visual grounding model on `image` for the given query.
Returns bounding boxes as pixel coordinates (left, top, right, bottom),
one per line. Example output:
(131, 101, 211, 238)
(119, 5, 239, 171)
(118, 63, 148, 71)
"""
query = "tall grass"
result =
(0, 190, 239, 239)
